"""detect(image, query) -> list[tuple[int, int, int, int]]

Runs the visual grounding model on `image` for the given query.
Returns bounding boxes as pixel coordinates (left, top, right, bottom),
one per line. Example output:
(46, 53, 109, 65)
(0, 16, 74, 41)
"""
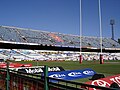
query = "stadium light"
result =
(110, 19, 115, 40)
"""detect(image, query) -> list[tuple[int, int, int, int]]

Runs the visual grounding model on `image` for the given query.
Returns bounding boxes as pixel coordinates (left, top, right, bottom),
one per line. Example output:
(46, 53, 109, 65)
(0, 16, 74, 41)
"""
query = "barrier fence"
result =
(0, 67, 117, 90)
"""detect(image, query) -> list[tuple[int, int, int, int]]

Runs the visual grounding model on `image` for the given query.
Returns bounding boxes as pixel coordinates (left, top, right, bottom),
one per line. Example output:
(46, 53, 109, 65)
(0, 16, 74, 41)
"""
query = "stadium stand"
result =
(0, 25, 120, 61)
(0, 25, 120, 48)
(0, 26, 120, 90)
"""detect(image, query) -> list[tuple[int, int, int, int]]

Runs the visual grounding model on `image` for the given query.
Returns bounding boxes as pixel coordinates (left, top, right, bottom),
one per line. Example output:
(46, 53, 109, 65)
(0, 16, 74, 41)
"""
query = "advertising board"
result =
(48, 68, 96, 80)
(85, 74, 120, 90)
(16, 66, 65, 74)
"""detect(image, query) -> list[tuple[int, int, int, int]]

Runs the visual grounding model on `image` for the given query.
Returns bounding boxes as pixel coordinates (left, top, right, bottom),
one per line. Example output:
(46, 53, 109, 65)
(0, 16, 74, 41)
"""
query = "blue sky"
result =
(0, 0, 120, 40)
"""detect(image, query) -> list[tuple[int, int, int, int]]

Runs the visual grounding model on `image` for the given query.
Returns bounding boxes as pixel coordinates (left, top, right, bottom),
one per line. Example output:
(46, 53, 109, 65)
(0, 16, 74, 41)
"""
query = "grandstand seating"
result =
(0, 25, 120, 48)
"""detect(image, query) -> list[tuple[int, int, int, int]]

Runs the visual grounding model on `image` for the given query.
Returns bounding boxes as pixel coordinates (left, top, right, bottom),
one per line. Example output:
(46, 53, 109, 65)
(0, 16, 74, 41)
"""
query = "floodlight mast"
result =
(110, 19, 115, 40)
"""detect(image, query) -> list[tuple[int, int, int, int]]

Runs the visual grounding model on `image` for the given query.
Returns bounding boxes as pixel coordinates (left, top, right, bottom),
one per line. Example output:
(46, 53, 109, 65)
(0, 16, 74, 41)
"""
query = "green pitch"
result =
(18, 60, 120, 82)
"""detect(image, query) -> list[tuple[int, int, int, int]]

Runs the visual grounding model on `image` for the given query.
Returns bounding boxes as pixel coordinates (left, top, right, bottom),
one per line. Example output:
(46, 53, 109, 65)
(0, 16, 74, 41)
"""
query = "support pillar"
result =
(44, 66, 48, 90)
(6, 60, 10, 90)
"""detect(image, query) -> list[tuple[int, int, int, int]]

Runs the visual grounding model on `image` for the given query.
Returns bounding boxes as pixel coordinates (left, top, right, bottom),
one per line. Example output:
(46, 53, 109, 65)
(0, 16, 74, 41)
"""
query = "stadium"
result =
(0, 25, 120, 60)
(0, 25, 120, 90)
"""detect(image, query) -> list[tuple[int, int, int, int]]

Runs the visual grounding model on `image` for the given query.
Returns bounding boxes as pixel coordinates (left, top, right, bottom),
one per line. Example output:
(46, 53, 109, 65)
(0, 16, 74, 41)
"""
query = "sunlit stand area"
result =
(0, 49, 120, 62)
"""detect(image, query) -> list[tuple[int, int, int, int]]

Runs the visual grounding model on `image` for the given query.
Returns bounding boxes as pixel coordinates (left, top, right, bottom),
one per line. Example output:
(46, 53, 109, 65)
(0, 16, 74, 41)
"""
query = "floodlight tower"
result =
(110, 19, 115, 40)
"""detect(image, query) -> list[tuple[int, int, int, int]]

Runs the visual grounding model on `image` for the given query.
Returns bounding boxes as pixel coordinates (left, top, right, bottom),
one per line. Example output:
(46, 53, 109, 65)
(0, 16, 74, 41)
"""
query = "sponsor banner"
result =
(16, 66, 65, 74)
(48, 68, 96, 81)
(0, 63, 32, 68)
(85, 74, 120, 90)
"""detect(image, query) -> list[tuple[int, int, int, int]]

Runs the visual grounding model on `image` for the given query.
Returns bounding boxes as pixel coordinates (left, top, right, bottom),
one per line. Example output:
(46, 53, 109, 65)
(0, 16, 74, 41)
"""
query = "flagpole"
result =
(98, 0, 104, 64)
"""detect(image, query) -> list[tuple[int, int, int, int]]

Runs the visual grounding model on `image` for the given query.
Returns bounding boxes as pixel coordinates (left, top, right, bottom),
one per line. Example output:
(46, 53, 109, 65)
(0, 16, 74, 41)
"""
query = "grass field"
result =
(17, 60, 120, 83)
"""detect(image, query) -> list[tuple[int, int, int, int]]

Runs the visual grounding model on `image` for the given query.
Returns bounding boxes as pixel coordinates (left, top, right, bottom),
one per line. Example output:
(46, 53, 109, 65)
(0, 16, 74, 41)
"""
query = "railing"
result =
(48, 77, 117, 90)
(0, 69, 44, 90)
(0, 68, 118, 90)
